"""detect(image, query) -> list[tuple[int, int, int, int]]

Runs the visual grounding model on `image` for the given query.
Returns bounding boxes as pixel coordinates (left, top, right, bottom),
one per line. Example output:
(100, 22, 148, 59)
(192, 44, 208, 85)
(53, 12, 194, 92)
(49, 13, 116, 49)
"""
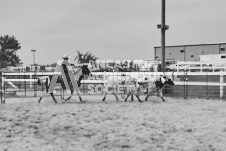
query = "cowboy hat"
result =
(62, 54, 70, 59)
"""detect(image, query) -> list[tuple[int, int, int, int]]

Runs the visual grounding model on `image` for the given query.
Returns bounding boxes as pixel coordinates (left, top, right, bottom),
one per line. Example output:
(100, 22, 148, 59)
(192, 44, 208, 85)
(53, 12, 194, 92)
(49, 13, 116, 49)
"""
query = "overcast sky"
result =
(1, 0, 226, 65)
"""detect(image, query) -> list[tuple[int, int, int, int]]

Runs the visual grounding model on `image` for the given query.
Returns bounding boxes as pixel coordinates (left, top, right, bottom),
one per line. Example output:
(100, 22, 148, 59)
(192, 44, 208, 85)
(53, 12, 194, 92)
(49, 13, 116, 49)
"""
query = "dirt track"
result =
(1, 96, 226, 151)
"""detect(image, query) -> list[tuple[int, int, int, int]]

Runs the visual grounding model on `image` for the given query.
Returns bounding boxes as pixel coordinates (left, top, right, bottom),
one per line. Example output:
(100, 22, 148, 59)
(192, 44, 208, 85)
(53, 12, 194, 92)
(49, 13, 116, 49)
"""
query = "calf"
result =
(102, 75, 136, 101)
(124, 75, 174, 102)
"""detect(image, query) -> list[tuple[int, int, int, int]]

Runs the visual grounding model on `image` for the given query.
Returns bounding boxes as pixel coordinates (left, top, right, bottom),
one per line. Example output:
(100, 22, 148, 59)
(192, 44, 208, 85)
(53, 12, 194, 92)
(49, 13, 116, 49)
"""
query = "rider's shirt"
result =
(55, 59, 72, 75)
(54, 59, 63, 74)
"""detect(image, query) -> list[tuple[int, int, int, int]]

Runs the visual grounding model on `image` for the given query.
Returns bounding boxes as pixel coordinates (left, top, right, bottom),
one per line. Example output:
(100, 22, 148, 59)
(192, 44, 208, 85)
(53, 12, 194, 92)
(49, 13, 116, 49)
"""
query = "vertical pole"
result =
(33, 51, 35, 67)
(41, 72, 44, 93)
(3, 75, 6, 103)
(0, 45, 2, 103)
(161, 0, 166, 72)
(220, 72, 223, 99)
(19, 70, 21, 91)
(0, 72, 2, 103)
(206, 72, 208, 97)
(219, 44, 221, 54)
(30, 74, 32, 89)
(24, 72, 26, 97)
(183, 70, 186, 99)
(34, 73, 37, 97)
(31, 50, 36, 72)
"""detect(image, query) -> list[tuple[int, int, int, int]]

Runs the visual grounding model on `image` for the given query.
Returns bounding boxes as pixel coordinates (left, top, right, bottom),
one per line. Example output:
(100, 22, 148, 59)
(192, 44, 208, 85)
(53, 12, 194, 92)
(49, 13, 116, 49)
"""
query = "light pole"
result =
(157, 0, 169, 72)
(31, 50, 36, 71)
(31, 49, 37, 96)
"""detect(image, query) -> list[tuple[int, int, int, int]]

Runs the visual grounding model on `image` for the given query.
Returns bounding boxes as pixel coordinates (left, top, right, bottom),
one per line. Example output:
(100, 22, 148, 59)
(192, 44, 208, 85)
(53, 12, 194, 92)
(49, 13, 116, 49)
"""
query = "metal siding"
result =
(155, 46, 186, 61)
(165, 47, 185, 61)
(154, 44, 224, 61)
(185, 45, 219, 61)
(155, 47, 161, 61)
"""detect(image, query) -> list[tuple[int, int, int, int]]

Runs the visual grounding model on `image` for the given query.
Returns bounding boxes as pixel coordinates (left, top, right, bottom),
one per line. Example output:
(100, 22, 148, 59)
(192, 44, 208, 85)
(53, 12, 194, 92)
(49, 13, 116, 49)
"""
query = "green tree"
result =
(0, 35, 22, 68)
(74, 50, 98, 64)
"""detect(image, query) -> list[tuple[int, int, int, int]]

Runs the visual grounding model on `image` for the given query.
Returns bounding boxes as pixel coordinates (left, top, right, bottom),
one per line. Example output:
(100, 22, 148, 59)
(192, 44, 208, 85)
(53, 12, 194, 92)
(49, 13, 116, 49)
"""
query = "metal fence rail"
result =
(1, 71, 226, 103)
(0, 72, 4, 103)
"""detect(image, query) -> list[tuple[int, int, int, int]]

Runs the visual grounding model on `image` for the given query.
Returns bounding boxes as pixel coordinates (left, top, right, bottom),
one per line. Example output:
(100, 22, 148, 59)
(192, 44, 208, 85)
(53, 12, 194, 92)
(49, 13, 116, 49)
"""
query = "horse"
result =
(37, 64, 90, 103)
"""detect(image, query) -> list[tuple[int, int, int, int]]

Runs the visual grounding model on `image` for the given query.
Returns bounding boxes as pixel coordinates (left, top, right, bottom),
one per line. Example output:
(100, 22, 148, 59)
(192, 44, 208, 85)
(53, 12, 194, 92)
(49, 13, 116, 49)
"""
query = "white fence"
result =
(1, 71, 226, 86)
(1, 71, 226, 100)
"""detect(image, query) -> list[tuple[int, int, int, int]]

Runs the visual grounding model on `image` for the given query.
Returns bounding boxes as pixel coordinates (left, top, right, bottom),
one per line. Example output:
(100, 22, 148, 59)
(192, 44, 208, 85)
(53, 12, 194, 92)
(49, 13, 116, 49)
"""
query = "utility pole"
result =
(157, 0, 169, 72)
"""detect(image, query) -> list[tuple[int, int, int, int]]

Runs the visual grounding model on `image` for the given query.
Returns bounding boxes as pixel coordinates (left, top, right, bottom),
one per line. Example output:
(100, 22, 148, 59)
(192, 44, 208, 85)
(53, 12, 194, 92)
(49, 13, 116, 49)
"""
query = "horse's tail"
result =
(37, 76, 49, 85)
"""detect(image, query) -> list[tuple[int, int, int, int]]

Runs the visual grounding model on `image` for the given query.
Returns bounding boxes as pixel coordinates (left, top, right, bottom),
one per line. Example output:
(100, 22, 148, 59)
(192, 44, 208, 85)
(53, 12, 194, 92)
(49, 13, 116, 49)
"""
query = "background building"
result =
(154, 43, 226, 63)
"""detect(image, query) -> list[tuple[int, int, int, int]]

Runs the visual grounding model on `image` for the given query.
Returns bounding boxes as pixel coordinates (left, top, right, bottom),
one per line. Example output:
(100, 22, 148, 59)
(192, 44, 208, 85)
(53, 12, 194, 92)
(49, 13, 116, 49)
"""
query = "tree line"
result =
(0, 35, 153, 72)
(0, 35, 22, 69)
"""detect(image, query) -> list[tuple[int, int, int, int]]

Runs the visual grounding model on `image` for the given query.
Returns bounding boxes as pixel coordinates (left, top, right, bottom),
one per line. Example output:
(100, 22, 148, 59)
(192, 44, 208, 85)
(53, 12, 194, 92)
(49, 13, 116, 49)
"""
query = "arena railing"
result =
(1, 71, 226, 102)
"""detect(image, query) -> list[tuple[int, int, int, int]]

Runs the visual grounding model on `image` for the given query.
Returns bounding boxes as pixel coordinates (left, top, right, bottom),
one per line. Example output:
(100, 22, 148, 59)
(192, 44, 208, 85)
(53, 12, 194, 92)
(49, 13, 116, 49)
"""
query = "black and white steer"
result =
(124, 75, 174, 102)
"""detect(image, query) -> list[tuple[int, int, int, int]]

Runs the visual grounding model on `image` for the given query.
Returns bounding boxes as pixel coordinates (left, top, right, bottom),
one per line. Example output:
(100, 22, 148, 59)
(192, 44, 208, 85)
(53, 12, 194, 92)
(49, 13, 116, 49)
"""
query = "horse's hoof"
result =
(38, 97, 42, 104)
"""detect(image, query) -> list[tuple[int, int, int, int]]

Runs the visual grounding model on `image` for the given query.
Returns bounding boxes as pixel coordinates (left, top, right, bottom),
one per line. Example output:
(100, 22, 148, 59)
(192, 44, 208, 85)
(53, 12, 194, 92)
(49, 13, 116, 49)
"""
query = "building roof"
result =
(154, 42, 226, 49)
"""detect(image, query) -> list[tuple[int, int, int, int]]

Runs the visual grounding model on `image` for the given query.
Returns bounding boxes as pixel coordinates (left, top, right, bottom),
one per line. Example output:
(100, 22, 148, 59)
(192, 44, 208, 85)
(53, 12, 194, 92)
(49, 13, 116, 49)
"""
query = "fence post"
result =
(24, 72, 26, 97)
(183, 70, 188, 99)
(0, 72, 3, 103)
(206, 72, 208, 97)
(220, 72, 223, 99)
(3, 74, 6, 103)
(34, 72, 37, 97)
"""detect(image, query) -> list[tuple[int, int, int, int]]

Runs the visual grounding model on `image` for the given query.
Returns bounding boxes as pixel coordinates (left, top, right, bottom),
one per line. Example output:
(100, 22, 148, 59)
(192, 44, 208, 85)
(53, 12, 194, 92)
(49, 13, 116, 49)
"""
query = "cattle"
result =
(101, 74, 136, 101)
(37, 64, 90, 103)
(124, 75, 174, 103)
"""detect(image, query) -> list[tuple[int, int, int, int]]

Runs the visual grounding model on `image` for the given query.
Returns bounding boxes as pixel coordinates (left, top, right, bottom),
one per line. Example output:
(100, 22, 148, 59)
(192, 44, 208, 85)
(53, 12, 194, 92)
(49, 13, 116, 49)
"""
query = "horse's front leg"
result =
(64, 89, 74, 102)
(159, 90, 165, 102)
(102, 91, 107, 101)
(50, 93, 57, 103)
(102, 86, 108, 101)
(76, 91, 84, 102)
(38, 90, 55, 103)
(38, 91, 46, 104)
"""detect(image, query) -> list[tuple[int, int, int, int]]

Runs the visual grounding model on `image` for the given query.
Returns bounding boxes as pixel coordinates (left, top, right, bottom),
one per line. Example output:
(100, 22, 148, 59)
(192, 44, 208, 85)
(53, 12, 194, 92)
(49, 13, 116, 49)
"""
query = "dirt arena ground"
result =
(1, 95, 226, 151)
